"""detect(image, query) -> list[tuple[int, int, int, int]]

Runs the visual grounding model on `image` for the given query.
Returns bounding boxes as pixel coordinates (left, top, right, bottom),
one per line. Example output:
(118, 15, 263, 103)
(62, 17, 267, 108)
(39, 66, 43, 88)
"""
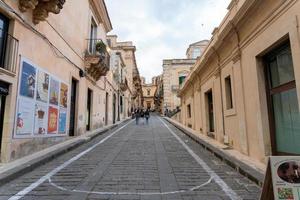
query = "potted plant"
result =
(95, 41, 106, 53)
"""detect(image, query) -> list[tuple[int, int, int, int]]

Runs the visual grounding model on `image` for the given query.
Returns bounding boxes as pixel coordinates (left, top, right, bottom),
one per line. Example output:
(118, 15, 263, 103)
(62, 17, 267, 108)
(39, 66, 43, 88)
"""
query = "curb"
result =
(0, 119, 129, 187)
(164, 117, 265, 186)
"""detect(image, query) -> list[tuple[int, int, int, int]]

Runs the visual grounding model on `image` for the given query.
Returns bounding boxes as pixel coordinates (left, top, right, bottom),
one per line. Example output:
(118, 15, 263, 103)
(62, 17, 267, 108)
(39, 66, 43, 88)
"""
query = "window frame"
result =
(222, 67, 236, 116)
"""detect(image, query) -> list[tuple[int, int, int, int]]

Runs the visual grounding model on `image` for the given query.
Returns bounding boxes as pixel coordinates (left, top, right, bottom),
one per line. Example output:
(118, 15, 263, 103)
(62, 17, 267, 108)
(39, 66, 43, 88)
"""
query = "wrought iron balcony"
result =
(85, 39, 110, 81)
(0, 32, 19, 75)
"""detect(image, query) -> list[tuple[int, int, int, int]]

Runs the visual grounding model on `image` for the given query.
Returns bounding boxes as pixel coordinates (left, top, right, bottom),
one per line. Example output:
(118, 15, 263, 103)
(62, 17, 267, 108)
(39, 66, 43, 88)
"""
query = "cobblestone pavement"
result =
(0, 116, 261, 200)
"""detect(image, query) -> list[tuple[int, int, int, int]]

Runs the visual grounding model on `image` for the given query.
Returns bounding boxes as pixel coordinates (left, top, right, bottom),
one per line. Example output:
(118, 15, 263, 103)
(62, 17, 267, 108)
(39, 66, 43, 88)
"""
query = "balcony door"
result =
(265, 42, 300, 155)
(89, 18, 97, 54)
(0, 13, 9, 67)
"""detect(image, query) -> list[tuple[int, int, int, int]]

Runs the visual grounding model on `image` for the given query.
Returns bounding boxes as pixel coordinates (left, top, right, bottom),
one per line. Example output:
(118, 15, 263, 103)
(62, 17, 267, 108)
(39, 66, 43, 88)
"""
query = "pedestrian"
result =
(135, 109, 140, 125)
(140, 109, 145, 124)
(145, 109, 150, 124)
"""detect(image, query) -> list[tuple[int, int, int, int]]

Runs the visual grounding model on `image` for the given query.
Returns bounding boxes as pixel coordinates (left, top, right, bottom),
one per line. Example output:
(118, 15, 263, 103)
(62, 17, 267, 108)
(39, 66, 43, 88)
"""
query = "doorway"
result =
(105, 92, 108, 126)
(69, 78, 77, 136)
(265, 42, 300, 155)
(113, 94, 116, 124)
(0, 81, 8, 153)
(205, 90, 215, 134)
(86, 89, 92, 131)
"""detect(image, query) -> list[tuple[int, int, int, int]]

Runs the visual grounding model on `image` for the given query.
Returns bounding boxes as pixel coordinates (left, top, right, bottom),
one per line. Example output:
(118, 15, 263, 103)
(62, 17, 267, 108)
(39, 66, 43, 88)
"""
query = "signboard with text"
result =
(270, 156, 300, 200)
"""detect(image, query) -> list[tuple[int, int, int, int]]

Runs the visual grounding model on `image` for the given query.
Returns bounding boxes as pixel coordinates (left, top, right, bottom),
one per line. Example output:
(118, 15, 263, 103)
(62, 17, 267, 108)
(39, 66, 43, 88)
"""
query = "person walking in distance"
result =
(135, 108, 140, 125)
(145, 109, 150, 125)
(140, 109, 145, 125)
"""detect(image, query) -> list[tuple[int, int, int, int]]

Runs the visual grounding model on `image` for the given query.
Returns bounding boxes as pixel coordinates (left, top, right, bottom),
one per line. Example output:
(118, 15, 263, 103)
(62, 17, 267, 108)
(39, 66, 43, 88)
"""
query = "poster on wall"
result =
(20, 62, 36, 98)
(49, 78, 59, 106)
(60, 83, 68, 108)
(16, 98, 35, 135)
(15, 58, 69, 138)
(34, 102, 48, 135)
(270, 156, 300, 200)
(48, 106, 58, 134)
(36, 70, 49, 102)
(58, 109, 67, 134)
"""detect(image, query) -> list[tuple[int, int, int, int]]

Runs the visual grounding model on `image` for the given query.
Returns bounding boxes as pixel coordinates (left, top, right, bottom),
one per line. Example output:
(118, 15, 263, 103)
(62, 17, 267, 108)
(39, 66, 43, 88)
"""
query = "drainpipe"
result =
(211, 46, 226, 139)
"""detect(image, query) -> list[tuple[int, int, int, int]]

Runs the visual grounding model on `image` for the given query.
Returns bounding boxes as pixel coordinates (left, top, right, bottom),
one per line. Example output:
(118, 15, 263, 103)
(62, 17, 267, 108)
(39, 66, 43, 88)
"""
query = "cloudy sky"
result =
(106, 0, 231, 83)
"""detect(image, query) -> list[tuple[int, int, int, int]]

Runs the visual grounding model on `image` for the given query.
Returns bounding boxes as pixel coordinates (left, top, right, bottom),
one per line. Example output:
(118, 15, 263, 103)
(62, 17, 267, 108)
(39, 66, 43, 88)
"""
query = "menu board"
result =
(270, 156, 300, 200)
(15, 58, 69, 138)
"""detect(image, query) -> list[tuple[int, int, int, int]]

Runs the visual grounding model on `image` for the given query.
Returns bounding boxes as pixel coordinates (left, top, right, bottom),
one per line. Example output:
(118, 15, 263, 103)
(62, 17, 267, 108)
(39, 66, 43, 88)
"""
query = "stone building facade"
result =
(162, 40, 208, 113)
(0, 0, 140, 163)
(141, 77, 157, 110)
(107, 35, 143, 112)
(178, 0, 300, 164)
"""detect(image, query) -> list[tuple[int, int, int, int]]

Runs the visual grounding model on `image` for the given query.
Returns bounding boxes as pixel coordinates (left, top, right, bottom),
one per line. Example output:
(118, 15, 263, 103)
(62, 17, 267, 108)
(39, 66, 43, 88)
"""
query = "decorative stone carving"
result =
(18, 0, 66, 24)
(19, 0, 39, 12)
(85, 53, 110, 82)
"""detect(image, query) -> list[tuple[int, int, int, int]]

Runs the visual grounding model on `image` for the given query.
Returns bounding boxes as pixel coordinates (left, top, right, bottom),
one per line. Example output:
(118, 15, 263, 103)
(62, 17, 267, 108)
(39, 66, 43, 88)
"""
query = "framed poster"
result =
(16, 98, 35, 135)
(270, 156, 300, 200)
(49, 78, 59, 106)
(58, 109, 67, 134)
(20, 61, 36, 98)
(60, 83, 68, 108)
(34, 102, 48, 135)
(48, 106, 58, 134)
(36, 70, 49, 103)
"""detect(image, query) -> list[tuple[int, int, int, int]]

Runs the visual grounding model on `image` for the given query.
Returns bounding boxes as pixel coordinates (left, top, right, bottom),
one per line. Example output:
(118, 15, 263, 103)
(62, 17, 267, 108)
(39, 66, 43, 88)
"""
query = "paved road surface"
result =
(0, 116, 261, 200)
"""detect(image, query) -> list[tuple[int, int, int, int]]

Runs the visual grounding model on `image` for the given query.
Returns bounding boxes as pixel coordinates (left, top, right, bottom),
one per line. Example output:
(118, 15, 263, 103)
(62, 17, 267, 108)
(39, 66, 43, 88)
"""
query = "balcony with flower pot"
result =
(85, 39, 110, 82)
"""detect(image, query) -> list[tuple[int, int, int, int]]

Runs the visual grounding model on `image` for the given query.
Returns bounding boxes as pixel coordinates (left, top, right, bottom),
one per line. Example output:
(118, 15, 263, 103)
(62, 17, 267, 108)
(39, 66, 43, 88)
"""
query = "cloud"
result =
(106, 0, 231, 83)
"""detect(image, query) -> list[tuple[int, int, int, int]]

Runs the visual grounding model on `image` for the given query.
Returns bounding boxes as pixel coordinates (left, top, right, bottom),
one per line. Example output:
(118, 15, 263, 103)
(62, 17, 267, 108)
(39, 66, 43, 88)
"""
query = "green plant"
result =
(95, 41, 106, 53)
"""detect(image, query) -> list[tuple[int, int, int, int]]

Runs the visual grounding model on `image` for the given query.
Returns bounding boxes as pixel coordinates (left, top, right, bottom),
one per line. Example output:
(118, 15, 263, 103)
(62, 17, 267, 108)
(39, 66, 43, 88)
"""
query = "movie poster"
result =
(49, 78, 59, 105)
(16, 98, 35, 135)
(58, 109, 67, 134)
(20, 61, 36, 98)
(34, 102, 48, 135)
(48, 106, 58, 134)
(271, 156, 300, 200)
(36, 70, 49, 103)
(60, 83, 68, 108)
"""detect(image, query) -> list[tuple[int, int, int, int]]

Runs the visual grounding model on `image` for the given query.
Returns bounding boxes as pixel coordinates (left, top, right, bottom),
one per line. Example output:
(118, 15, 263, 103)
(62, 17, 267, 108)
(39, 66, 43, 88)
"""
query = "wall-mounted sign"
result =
(15, 58, 69, 138)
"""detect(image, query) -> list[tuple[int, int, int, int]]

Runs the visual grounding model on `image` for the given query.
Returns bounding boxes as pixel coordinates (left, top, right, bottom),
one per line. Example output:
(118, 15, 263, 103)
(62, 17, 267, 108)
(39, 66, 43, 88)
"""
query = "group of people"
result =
(134, 108, 150, 125)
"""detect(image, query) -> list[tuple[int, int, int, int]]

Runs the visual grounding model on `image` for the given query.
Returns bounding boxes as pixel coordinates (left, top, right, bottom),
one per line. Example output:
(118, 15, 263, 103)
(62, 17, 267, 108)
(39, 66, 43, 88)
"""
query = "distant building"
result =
(142, 77, 157, 110)
(162, 40, 209, 112)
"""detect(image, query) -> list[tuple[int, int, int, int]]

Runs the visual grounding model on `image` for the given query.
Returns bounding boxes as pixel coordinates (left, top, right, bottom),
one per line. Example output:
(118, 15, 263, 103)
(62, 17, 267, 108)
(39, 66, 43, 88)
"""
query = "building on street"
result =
(141, 77, 157, 110)
(177, 0, 300, 165)
(0, 0, 141, 163)
(107, 35, 143, 112)
(162, 40, 208, 113)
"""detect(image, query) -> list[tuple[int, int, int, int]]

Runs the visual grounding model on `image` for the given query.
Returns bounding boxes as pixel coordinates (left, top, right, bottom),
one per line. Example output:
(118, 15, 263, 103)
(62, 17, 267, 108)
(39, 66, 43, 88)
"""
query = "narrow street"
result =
(0, 116, 260, 200)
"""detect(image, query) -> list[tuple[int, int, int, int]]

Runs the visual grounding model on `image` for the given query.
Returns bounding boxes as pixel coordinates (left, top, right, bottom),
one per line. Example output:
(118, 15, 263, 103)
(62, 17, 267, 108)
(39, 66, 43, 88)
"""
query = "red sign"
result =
(48, 106, 58, 133)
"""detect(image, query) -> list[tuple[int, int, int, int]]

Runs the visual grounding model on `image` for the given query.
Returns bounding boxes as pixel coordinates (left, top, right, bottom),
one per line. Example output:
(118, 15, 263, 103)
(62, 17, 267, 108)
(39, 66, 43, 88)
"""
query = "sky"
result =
(106, 0, 231, 83)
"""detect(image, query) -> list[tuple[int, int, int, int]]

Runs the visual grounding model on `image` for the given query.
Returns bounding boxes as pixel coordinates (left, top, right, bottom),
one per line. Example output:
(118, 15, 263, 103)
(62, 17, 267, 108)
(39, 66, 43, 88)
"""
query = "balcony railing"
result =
(0, 32, 19, 74)
(85, 39, 110, 81)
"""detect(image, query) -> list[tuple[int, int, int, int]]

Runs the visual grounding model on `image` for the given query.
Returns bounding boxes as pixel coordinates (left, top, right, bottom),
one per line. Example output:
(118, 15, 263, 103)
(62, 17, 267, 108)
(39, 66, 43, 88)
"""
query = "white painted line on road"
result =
(8, 120, 134, 200)
(159, 117, 241, 200)
(49, 176, 213, 196)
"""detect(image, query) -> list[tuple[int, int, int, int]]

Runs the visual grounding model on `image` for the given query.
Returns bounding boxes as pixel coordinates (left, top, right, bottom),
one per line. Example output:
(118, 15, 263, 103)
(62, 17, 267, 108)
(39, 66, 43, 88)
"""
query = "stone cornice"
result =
(89, 0, 112, 32)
